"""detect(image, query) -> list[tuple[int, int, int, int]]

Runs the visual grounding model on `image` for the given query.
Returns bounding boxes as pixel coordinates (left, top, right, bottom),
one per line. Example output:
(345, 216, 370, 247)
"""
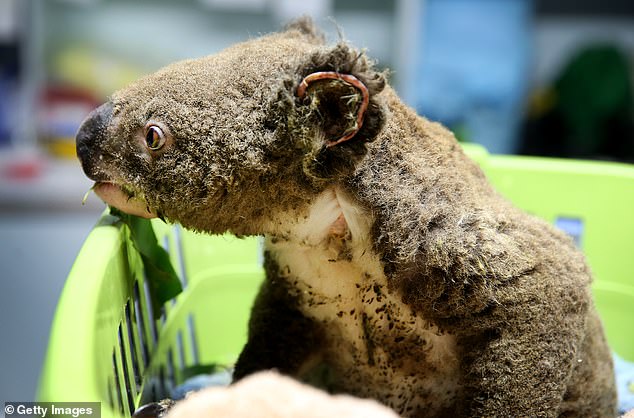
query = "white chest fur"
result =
(264, 188, 461, 412)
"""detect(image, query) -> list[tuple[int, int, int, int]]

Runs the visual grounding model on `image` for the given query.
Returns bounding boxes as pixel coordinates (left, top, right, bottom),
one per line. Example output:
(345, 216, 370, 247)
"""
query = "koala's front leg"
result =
(233, 261, 323, 381)
(459, 309, 587, 417)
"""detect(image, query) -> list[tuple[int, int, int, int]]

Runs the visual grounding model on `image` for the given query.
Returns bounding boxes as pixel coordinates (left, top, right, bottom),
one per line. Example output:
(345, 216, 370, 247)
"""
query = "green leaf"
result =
(110, 207, 183, 319)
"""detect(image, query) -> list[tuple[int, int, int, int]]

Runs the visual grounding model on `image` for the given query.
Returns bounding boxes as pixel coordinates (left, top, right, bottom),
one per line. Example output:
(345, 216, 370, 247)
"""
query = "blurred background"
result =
(0, 0, 632, 405)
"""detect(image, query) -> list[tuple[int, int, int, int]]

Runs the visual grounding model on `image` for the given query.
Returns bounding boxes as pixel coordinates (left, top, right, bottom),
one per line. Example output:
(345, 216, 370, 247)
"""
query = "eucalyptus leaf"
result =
(110, 207, 183, 319)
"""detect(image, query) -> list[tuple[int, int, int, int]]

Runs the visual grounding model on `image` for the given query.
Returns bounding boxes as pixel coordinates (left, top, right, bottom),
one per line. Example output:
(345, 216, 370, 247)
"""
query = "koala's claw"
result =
(132, 399, 175, 418)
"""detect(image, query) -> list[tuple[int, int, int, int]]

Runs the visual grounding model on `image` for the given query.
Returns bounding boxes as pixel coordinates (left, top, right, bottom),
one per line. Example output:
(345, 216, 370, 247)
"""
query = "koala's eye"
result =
(145, 124, 166, 151)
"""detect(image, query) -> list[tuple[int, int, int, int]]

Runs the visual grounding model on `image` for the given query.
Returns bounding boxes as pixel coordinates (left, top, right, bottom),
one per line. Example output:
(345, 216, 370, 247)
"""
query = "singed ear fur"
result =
(300, 43, 386, 146)
(283, 16, 326, 45)
(272, 43, 386, 182)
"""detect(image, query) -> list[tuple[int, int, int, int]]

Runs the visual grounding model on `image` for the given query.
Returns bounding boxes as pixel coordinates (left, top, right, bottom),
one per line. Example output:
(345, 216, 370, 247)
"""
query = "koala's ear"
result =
(296, 44, 386, 149)
(297, 71, 370, 147)
(287, 44, 386, 180)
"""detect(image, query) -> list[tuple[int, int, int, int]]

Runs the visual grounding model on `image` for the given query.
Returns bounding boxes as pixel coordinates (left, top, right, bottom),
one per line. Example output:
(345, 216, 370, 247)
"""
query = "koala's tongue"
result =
(93, 182, 157, 219)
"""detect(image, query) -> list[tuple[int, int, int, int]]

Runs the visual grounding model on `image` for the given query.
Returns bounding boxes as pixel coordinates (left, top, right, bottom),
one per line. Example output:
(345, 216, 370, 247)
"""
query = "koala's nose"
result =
(76, 102, 113, 155)
(76, 102, 113, 177)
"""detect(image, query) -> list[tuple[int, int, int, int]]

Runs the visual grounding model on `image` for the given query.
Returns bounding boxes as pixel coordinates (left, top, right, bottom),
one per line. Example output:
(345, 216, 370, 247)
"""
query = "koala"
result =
(76, 19, 616, 417)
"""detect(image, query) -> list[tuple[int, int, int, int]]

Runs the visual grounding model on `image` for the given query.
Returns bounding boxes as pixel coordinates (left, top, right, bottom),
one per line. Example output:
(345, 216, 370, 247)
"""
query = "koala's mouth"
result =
(93, 182, 158, 219)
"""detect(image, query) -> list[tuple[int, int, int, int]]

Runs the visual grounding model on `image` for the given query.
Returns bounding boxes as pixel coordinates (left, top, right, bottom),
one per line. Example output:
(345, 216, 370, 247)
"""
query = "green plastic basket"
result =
(38, 144, 634, 417)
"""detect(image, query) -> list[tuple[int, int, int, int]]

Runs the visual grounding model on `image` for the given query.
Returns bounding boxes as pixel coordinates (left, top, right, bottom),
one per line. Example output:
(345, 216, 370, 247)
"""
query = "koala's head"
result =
(76, 19, 386, 235)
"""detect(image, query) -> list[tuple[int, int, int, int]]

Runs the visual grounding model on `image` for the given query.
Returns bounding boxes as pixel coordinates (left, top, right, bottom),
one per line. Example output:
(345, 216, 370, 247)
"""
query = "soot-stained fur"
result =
(76, 18, 617, 417)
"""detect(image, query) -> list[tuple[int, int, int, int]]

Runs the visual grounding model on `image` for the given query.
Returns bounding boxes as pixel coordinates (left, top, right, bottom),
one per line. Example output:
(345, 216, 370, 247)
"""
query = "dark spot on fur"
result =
(362, 313, 376, 366)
